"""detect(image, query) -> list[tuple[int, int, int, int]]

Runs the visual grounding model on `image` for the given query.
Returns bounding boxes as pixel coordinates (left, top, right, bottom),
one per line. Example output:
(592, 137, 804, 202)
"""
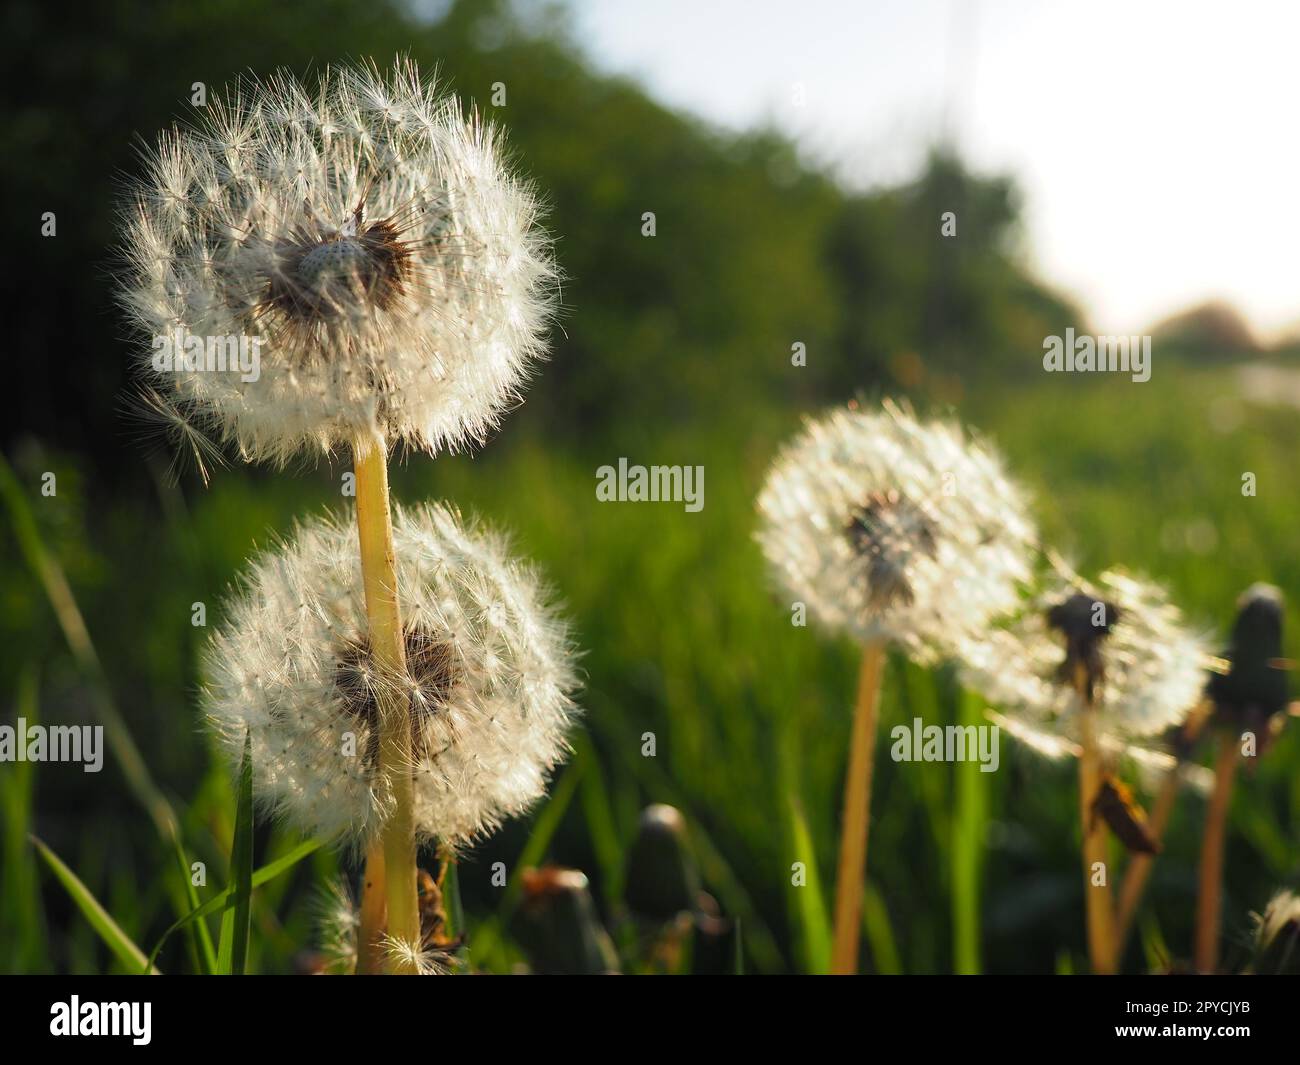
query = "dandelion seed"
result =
(118, 58, 557, 467)
(381, 934, 449, 977)
(119, 385, 228, 487)
(201, 502, 580, 847)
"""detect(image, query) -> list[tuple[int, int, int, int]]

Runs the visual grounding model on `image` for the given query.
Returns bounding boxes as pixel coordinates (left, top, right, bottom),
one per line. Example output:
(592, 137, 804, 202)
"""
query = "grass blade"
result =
(862, 882, 902, 974)
(0, 451, 179, 847)
(32, 835, 159, 974)
(1, 670, 46, 971)
(217, 733, 254, 974)
(785, 795, 831, 974)
(573, 733, 623, 902)
(169, 832, 217, 974)
(951, 687, 987, 974)
(144, 838, 322, 972)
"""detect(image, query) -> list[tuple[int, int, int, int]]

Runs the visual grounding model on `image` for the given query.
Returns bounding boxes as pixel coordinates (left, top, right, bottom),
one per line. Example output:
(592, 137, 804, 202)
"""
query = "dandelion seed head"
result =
(119, 58, 557, 466)
(755, 400, 1038, 660)
(962, 568, 1213, 750)
(201, 502, 580, 847)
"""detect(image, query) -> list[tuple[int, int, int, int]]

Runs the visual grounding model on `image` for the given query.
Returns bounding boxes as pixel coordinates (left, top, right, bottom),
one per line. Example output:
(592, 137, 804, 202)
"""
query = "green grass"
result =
(3, 365, 1298, 973)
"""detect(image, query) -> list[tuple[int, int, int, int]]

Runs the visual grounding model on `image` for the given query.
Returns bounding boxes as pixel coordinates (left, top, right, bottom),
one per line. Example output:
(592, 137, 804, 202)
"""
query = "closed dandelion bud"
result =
(513, 867, 619, 975)
(1249, 890, 1300, 975)
(119, 59, 556, 467)
(1209, 583, 1289, 746)
(623, 804, 700, 922)
(756, 400, 1038, 661)
(201, 503, 580, 848)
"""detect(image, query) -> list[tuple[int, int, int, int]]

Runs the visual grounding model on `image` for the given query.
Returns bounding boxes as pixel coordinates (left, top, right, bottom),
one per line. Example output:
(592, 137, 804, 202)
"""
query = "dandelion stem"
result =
(1075, 664, 1116, 974)
(353, 430, 419, 974)
(1194, 732, 1239, 972)
(830, 641, 886, 975)
(355, 840, 387, 974)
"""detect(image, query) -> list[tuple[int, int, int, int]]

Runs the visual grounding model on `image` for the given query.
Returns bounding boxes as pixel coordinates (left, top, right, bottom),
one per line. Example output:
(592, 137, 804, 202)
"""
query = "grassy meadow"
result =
(4, 363, 1297, 974)
(4, 0, 1298, 977)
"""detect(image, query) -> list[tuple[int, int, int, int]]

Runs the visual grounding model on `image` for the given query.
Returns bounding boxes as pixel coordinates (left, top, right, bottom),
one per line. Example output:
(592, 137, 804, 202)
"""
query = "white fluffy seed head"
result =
(961, 567, 1213, 748)
(119, 58, 557, 466)
(755, 399, 1039, 661)
(201, 502, 580, 847)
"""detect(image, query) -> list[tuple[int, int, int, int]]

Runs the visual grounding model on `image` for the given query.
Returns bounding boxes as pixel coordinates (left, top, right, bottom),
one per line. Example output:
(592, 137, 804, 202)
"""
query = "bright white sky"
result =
(570, 0, 1300, 339)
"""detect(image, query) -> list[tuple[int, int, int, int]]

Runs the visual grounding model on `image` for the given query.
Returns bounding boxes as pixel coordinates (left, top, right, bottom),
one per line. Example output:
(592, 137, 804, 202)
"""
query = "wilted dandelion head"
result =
(201, 502, 580, 847)
(755, 400, 1038, 660)
(119, 58, 556, 466)
(961, 568, 1213, 746)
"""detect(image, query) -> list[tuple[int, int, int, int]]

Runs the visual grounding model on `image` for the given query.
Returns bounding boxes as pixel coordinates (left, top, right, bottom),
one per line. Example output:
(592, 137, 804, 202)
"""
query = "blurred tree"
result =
(1152, 300, 1260, 361)
(4, 0, 1078, 475)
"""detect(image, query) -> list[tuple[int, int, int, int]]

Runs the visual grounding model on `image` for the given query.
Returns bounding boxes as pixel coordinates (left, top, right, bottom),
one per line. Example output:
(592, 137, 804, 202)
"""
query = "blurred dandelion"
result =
(756, 398, 1038, 974)
(958, 564, 1214, 973)
(959, 568, 1213, 745)
(756, 399, 1038, 662)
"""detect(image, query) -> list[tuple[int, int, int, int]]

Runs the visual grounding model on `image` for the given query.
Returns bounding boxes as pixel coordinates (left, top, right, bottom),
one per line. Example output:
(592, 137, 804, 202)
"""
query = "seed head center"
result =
(334, 627, 457, 765)
(297, 238, 373, 289)
(846, 489, 939, 610)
